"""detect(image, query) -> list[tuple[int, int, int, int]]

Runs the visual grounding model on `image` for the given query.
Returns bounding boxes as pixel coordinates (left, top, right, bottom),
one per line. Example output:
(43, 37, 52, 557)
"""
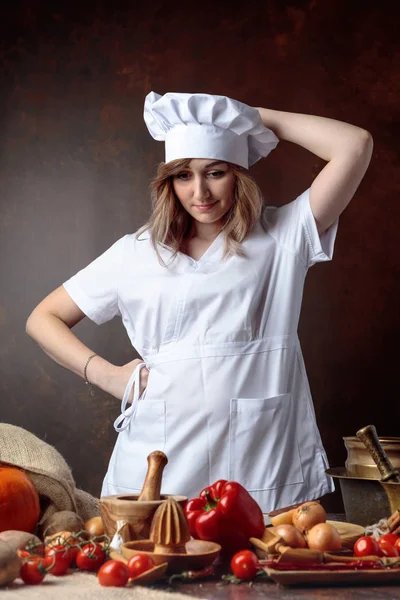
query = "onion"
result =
(306, 522, 341, 552)
(84, 516, 104, 537)
(292, 502, 326, 534)
(274, 524, 307, 548)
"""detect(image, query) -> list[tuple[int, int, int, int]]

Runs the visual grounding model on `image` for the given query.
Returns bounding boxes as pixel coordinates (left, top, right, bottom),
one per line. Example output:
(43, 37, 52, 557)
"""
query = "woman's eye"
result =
(208, 171, 225, 178)
(176, 172, 190, 180)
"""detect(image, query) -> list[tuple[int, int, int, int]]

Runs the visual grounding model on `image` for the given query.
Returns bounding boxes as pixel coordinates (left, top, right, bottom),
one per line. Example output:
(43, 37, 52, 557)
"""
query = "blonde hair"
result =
(138, 159, 264, 264)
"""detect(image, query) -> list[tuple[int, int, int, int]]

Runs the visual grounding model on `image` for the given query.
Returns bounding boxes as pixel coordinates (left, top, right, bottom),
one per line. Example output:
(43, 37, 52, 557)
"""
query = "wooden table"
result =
(167, 581, 400, 599)
(157, 564, 400, 600)
(167, 582, 400, 599)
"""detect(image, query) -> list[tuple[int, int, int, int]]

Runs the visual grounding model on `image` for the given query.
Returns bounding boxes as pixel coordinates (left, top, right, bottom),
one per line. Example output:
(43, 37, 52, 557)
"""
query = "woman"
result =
(26, 91, 373, 512)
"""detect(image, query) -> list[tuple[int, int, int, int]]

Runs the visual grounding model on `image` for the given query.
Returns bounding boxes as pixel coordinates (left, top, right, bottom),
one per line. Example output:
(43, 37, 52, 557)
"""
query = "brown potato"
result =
(0, 540, 20, 586)
(0, 530, 42, 554)
(40, 510, 84, 537)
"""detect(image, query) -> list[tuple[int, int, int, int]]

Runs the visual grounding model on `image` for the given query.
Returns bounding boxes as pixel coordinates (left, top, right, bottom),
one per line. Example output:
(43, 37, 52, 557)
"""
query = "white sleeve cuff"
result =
(301, 188, 339, 267)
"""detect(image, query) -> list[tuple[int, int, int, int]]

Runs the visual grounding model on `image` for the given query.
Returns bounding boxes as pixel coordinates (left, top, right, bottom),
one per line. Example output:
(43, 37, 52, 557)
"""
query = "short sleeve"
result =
(63, 235, 127, 325)
(263, 188, 338, 268)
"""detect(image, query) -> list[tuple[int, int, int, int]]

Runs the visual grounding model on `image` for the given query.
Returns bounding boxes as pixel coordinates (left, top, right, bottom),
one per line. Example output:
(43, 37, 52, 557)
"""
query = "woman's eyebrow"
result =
(203, 160, 227, 168)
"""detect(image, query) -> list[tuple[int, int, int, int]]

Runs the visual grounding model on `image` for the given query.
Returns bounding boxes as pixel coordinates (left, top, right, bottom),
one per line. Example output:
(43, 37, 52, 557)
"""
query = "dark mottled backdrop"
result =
(0, 0, 399, 511)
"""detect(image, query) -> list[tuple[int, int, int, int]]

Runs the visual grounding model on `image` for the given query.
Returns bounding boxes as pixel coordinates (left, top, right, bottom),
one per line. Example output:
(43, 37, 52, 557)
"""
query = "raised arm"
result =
(256, 107, 373, 234)
(26, 286, 146, 401)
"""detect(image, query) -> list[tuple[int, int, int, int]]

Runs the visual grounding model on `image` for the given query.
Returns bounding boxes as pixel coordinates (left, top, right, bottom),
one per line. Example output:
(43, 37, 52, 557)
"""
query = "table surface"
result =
(166, 581, 400, 600)
(152, 514, 400, 600)
(155, 564, 400, 600)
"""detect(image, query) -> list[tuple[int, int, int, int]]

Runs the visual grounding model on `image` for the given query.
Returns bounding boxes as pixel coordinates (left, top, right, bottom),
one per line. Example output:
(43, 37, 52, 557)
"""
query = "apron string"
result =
(113, 362, 148, 432)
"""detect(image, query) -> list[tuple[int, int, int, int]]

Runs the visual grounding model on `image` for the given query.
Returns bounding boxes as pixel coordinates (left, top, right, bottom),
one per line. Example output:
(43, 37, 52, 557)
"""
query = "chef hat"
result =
(144, 91, 279, 169)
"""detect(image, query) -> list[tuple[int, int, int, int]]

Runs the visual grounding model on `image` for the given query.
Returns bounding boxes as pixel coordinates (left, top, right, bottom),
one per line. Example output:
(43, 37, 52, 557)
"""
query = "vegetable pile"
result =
(268, 501, 341, 552)
(0, 519, 159, 588)
(3, 465, 400, 589)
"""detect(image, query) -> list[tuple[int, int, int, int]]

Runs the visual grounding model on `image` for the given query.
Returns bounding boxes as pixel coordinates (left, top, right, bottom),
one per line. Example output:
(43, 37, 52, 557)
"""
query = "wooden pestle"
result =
(137, 451, 169, 501)
(356, 425, 400, 483)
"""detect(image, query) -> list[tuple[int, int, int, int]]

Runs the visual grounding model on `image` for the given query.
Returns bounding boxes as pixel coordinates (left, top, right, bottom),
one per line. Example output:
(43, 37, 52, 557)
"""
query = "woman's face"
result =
(172, 159, 236, 229)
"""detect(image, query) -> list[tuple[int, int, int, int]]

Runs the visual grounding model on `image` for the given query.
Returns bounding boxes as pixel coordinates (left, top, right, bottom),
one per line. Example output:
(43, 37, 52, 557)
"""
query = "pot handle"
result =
(356, 425, 400, 482)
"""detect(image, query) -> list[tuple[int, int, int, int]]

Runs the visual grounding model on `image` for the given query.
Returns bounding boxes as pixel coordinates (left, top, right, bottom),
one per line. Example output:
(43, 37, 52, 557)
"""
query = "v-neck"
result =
(179, 230, 224, 269)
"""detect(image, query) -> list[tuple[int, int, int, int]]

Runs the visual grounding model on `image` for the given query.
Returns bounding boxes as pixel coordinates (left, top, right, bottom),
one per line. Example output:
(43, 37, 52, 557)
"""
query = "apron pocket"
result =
(229, 394, 304, 492)
(112, 400, 166, 491)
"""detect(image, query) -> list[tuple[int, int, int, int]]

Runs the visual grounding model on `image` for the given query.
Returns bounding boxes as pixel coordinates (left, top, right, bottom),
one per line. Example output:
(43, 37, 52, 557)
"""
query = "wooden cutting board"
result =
(264, 565, 400, 587)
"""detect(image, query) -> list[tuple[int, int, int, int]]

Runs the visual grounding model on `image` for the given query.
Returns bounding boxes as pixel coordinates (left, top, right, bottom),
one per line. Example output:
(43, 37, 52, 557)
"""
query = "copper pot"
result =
(344, 436, 400, 479)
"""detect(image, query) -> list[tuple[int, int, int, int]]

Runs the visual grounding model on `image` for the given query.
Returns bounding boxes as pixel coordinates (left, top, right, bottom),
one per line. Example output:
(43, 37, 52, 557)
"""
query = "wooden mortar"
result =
(99, 451, 187, 540)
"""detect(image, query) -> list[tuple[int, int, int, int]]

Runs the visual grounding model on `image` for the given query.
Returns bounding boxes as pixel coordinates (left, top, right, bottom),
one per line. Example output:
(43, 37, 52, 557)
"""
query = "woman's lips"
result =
(194, 201, 217, 211)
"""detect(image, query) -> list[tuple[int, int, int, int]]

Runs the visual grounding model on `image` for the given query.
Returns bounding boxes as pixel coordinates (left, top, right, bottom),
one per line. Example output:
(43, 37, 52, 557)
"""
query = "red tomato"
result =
(378, 533, 399, 546)
(20, 557, 52, 585)
(394, 538, 400, 551)
(230, 550, 259, 581)
(127, 553, 155, 578)
(377, 540, 399, 557)
(353, 536, 380, 557)
(98, 560, 130, 587)
(76, 542, 106, 571)
(45, 545, 73, 575)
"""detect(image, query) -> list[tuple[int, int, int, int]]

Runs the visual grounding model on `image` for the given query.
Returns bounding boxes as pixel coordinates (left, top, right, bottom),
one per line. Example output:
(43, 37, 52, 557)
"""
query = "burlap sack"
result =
(0, 423, 99, 524)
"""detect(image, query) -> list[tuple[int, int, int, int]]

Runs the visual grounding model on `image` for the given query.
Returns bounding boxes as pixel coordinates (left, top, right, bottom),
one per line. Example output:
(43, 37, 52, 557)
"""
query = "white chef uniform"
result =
(63, 92, 336, 512)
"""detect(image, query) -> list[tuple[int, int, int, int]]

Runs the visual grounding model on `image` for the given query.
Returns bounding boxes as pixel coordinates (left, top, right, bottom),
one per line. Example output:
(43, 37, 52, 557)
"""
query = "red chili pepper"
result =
(184, 479, 265, 556)
(168, 564, 215, 584)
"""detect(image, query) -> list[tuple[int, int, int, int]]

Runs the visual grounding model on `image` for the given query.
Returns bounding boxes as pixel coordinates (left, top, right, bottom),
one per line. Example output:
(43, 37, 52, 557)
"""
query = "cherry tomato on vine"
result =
(98, 560, 130, 587)
(230, 550, 259, 581)
(378, 540, 399, 557)
(45, 533, 81, 565)
(353, 536, 380, 557)
(76, 542, 106, 571)
(378, 533, 399, 546)
(45, 544, 73, 575)
(20, 556, 52, 585)
(127, 553, 155, 578)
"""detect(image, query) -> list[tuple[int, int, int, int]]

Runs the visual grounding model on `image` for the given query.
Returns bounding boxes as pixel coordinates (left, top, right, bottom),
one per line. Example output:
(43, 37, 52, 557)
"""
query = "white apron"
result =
(64, 189, 337, 513)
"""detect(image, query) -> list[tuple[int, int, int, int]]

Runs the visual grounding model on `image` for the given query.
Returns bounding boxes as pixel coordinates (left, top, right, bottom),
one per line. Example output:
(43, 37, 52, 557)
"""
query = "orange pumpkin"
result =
(0, 467, 40, 533)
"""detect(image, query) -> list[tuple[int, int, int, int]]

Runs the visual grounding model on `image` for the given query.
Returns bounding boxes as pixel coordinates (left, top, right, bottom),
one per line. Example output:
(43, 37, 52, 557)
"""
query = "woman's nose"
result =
(192, 176, 210, 200)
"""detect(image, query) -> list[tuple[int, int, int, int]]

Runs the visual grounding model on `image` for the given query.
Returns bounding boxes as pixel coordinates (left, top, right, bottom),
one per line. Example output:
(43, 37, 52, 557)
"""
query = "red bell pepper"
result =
(184, 479, 265, 555)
